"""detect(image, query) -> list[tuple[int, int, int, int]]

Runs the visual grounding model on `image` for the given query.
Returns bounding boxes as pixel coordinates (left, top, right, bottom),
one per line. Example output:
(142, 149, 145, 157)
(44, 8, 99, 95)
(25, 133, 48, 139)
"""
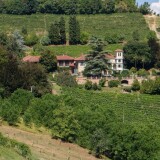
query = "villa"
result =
(22, 49, 124, 76)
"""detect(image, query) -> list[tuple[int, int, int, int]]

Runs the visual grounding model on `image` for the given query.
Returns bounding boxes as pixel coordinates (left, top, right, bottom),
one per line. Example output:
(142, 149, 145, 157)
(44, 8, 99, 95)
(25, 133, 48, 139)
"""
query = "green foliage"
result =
(108, 80, 119, 88)
(123, 41, 151, 69)
(121, 70, 130, 77)
(84, 80, 93, 90)
(24, 33, 38, 46)
(0, 133, 32, 158)
(140, 77, 160, 95)
(80, 32, 90, 45)
(137, 69, 150, 77)
(123, 86, 132, 92)
(39, 50, 57, 72)
(51, 107, 80, 142)
(139, 2, 151, 15)
(0, 101, 20, 125)
(0, 13, 150, 41)
(132, 30, 140, 41)
(48, 21, 61, 45)
(99, 78, 106, 87)
(21, 26, 28, 35)
(84, 37, 107, 77)
(108, 122, 160, 160)
(69, 16, 81, 45)
(9, 89, 33, 114)
(131, 79, 140, 91)
(105, 33, 125, 44)
(59, 17, 66, 44)
(40, 36, 51, 46)
(54, 71, 77, 87)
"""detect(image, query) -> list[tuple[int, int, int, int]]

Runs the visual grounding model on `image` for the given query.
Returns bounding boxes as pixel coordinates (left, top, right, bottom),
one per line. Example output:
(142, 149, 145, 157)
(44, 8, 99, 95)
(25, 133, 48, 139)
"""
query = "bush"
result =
(123, 86, 132, 93)
(151, 68, 157, 76)
(92, 83, 98, 90)
(140, 78, 160, 94)
(105, 33, 125, 44)
(80, 32, 89, 45)
(132, 79, 140, 91)
(24, 33, 39, 46)
(108, 80, 119, 88)
(99, 78, 106, 87)
(137, 69, 149, 77)
(54, 71, 77, 87)
(84, 80, 93, 90)
(40, 36, 51, 46)
(121, 70, 130, 77)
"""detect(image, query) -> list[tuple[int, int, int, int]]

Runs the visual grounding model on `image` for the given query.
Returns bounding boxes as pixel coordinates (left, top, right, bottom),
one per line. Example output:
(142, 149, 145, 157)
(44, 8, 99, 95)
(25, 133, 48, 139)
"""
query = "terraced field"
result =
(0, 13, 150, 41)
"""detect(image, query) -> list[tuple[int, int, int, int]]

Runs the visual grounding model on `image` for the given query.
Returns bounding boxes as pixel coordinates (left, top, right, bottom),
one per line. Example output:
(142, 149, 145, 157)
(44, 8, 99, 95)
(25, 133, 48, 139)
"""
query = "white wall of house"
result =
(77, 61, 86, 74)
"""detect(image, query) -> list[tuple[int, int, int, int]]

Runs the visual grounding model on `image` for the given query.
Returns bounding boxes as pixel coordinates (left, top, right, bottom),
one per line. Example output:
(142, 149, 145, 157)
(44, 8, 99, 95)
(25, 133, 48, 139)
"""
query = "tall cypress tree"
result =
(69, 16, 80, 45)
(59, 17, 66, 44)
(48, 21, 61, 45)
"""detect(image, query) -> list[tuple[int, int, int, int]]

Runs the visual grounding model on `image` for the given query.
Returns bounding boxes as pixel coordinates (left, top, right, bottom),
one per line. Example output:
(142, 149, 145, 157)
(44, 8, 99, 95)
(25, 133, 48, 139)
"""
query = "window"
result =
(59, 61, 63, 66)
(118, 65, 121, 68)
(118, 59, 121, 63)
(65, 61, 69, 66)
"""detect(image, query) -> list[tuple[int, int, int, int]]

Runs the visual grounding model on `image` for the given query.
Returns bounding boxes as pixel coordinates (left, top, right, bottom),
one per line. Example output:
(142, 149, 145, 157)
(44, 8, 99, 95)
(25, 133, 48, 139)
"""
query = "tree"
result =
(104, 0, 115, 14)
(39, 50, 57, 72)
(0, 100, 20, 125)
(69, 16, 81, 45)
(59, 17, 66, 44)
(108, 122, 160, 160)
(48, 21, 61, 45)
(83, 37, 107, 77)
(9, 89, 33, 114)
(40, 35, 51, 46)
(51, 106, 80, 142)
(123, 41, 151, 69)
(54, 71, 78, 87)
(139, 2, 151, 15)
(13, 30, 25, 52)
(131, 79, 140, 91)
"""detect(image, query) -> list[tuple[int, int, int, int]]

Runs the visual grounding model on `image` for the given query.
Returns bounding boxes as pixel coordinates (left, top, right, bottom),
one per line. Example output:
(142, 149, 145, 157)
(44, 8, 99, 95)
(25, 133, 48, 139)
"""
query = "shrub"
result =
(132, 79, 140, 91)
(140, 78, 160, 94)
(54, 71, 77, 87)
(40, 35, 51, 46)
(108, 80, 119, 88)
(137, 69, 149, 77)
(123, 86, 132, 93)
(84, 80, 93, 90)
(80, 32, 89, 45)
(24, 33, 39, 46)
(151, 68, 157, 76)
(121, 70, 130, 77)
(92, 83, 98, 90)
(99, 78, 106, 87)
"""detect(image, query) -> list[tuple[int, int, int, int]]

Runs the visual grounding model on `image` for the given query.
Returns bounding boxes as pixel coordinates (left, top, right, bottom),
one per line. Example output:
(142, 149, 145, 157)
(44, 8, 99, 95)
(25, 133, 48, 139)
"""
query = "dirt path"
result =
(0, 125, 98, 160)
(144, 15, 160, 40)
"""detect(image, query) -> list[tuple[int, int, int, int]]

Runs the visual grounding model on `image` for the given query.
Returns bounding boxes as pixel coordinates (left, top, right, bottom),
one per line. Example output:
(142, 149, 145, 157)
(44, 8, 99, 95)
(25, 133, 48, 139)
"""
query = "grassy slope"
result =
(0, 147, 25, 160)
(0, 125, 101, 160)
(45, 43, 123, 57)
(0, 13, 149, 41)
(0, 13, 150, 56)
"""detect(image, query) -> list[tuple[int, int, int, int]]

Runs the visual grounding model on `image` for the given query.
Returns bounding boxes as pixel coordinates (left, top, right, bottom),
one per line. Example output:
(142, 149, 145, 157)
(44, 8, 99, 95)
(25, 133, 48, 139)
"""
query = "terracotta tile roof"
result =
(22, 55, 41, 63)
(105, 54, 115, 59)
(115, 49, 123, 52)
(56, 55, 74, 61)
(75, 54, 86, 61)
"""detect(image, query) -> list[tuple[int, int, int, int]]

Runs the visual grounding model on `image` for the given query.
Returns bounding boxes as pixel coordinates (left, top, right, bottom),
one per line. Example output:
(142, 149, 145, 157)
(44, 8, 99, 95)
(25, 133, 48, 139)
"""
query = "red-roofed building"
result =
(22, 55, 41, 63)
(56, 55, 75, 73)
